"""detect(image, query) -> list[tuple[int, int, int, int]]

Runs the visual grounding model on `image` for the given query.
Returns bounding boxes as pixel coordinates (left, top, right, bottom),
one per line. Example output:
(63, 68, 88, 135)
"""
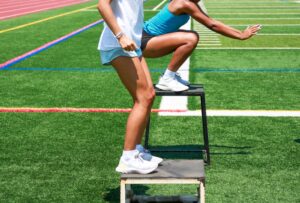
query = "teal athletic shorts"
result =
(100, 48, 142, 65)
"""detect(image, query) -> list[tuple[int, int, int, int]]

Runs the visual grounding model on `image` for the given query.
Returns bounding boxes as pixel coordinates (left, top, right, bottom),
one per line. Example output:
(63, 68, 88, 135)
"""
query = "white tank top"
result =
(98, 0, 144, 50)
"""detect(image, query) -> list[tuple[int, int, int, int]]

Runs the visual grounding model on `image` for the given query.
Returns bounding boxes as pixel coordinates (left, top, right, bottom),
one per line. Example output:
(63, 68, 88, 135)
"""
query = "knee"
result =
(186, 31, 199, 48)
(136, 87, 155, 108)
(146, 87, 156, 106)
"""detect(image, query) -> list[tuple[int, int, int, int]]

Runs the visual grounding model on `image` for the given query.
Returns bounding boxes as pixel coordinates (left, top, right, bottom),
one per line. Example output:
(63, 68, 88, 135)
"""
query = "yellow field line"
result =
(0, 4, 96, 34)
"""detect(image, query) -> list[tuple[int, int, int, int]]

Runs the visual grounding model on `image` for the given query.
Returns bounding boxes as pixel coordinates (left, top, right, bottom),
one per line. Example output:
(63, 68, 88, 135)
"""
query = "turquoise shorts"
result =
(100, 48, 142, 65)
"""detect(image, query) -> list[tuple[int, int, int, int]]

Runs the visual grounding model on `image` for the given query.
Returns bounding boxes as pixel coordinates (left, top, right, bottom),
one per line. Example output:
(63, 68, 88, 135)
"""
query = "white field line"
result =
(196, 47, 300, 50)
(200, 40, 221, 42)
(194, 23, 221, 47)
(153, 0, 168, 11)
(197, 35, 220, 37)
(198, 44, 222, 46)
(258, 33, 300, 36)
(159, 110, 300, 117)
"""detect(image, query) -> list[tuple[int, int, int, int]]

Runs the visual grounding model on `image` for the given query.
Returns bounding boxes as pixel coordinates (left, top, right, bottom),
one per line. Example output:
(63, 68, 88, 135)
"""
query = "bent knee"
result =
(186, 31, 199, 47)
(146, 87, 156, 105)
(135, 87, 155, 107)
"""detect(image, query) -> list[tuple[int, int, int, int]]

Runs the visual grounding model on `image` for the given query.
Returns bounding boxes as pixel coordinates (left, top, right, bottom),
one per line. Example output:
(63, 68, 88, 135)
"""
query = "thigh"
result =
(111, 56, 152, 100)
(140, 56, 153, 88)
(142, 31, 198, 58)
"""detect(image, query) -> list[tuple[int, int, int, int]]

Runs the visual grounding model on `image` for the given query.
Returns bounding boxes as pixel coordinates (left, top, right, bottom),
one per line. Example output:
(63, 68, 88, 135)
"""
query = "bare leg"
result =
(143, 30, 199, 72)
(111, 56, 155, 150)
(136, 57, 154, 145)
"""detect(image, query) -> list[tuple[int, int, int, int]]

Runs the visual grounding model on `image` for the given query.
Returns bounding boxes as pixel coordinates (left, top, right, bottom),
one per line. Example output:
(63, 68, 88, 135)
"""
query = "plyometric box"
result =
(120, 159, 205, 203)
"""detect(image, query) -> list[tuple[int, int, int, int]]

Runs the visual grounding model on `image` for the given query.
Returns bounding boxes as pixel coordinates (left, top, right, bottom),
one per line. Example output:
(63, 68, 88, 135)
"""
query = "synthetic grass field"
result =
(0, 0, 300, 202)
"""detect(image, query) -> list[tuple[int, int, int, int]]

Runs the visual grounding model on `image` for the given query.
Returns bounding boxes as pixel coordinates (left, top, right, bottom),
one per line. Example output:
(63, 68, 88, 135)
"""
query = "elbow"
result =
(207, 20, 218, 30)
(97, 1, 106, 13)
(97, 3, 102, 13)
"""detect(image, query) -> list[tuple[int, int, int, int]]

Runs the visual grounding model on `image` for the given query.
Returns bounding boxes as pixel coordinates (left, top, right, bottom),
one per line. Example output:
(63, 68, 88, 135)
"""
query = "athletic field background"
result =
(0, 0, 299, 202)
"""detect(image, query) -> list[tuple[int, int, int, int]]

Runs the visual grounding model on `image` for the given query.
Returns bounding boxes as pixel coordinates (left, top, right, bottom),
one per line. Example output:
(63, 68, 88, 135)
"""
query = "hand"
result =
(118, 35, 138, 51)
(241, 24, 262, 40)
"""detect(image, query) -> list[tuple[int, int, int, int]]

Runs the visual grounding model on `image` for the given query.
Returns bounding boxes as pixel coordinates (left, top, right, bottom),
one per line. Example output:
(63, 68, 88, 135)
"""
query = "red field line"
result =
(0, 0, 90, 20)
(0, 108, 187, 113)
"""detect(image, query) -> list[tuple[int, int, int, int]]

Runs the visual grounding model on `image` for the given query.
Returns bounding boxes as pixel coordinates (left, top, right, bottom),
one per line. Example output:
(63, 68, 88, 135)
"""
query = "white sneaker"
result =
(175, 72, 190, 86)
(136, 145, 163, 164)
(155, 76, 189, 92)
(115, 153, 158, 174)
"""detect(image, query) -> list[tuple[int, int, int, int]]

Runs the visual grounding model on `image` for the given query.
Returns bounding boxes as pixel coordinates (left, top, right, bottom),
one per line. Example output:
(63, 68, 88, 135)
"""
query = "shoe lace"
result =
(175, 72, 182, 78)
(134, 152, 145, 163)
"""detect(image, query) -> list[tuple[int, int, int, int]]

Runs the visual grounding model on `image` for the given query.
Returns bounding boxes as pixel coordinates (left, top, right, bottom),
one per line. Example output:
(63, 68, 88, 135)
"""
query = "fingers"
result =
(123, 43, 137, 51)
(120, 37, 138, 51)
(247, 24, 262, 35)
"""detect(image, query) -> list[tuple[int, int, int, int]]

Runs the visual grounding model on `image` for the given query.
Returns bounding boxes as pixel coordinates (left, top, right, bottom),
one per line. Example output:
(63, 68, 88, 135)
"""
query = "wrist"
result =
(239, 32, 245, 40)
(115, 31, 124, 40)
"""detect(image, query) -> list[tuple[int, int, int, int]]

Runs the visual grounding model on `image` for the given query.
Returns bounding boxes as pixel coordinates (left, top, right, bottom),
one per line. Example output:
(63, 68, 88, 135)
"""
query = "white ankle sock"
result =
(163, 69, 175, 79)
(121, 149, 138, 161)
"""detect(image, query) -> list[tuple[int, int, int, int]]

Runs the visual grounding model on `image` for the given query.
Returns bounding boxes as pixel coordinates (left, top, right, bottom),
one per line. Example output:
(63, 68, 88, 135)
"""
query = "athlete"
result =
(141, 0, 261, 91)
(98, 0, 162, 174)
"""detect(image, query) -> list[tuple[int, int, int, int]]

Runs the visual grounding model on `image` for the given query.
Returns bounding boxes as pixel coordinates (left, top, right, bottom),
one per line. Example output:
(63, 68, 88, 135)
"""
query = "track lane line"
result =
(0, 0, 91, 20)
(0, 19, 104, 69)
(0, 4, 96, 34)
(0, 0, 89, 14)
(0, 0, 80, 10)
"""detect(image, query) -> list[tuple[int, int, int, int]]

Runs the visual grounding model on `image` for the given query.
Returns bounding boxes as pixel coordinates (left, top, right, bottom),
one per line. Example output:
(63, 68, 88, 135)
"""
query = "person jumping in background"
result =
(141, 0, 261, 92)
(98, 0, 162, 174)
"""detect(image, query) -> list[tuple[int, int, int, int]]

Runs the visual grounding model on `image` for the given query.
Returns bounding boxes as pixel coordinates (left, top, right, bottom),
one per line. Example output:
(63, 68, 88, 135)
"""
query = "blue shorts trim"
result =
(100, 48, 142, 65)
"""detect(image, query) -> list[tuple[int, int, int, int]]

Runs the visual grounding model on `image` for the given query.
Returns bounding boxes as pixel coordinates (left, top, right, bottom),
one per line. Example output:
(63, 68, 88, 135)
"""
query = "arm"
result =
(97, 0, 137, 51)
(177, 0, 261, 40)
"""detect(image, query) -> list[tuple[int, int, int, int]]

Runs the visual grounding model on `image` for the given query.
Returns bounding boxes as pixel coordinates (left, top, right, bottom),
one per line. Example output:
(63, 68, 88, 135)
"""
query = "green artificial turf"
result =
(1, 0, 299, 202)
(0, 114, 299, 202)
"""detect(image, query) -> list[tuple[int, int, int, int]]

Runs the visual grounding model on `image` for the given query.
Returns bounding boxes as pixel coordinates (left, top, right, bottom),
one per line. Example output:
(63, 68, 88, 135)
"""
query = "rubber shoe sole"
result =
(155, 83, 188, 92)
(115, 162, 158, 174)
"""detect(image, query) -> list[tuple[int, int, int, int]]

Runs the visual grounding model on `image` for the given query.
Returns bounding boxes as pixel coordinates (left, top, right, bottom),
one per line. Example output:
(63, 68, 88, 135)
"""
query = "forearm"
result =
(208, 19, 244, 40)
(184, 2, 245, 40)
(97, 0, 122, 36)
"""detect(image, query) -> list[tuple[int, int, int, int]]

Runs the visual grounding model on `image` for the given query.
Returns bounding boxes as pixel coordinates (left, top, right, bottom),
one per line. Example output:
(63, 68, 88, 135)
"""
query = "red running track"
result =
(0, 0, 90, 20)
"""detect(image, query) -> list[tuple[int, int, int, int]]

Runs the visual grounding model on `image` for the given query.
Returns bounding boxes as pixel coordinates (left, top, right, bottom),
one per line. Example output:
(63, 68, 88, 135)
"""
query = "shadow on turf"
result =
(146, 144, 252, 159)
(294, 138, 300, 144)
(104, 185, 150, 203)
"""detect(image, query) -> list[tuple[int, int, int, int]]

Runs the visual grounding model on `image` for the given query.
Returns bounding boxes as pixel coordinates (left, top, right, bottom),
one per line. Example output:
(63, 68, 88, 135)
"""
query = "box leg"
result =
(200, 94, 210, 165)
(120, 179, 126, 203)
(200, 180, 205, 203)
